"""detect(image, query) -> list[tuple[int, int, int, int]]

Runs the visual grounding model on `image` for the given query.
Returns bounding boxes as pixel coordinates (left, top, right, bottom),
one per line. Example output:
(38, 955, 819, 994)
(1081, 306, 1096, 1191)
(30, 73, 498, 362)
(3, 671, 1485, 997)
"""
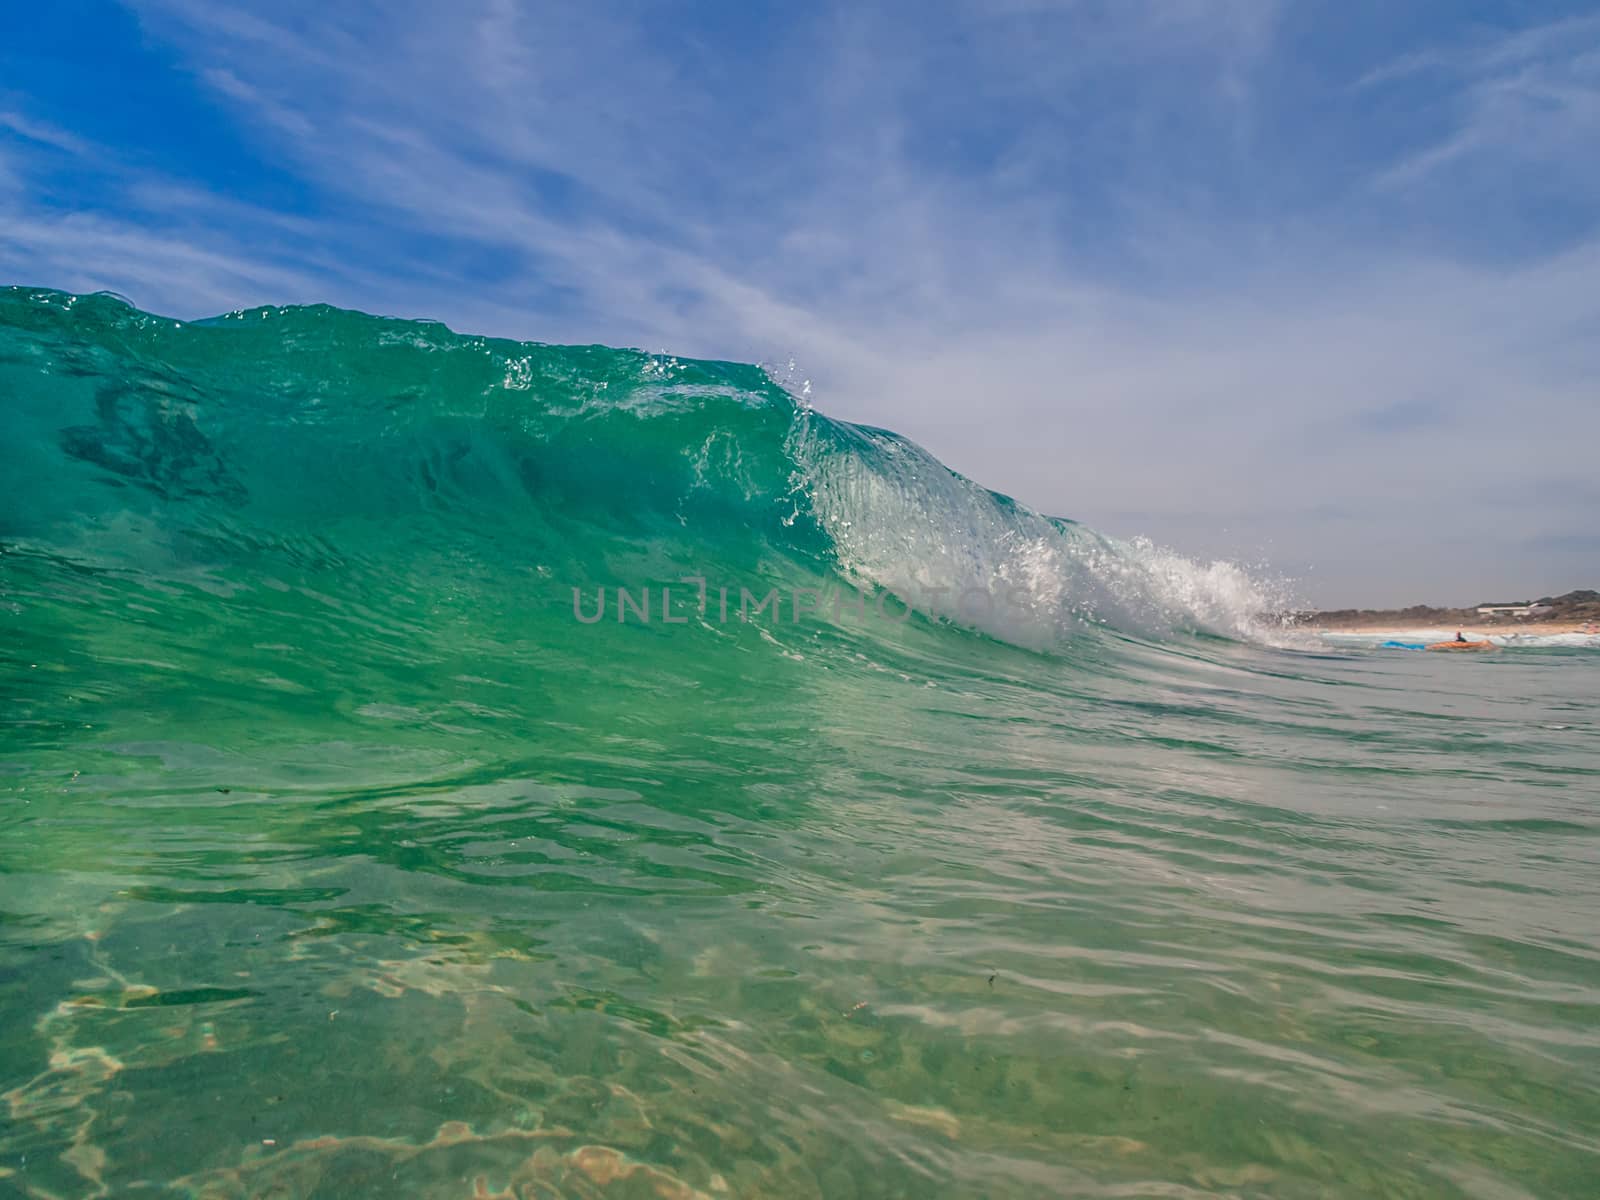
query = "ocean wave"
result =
(2, 286, 1293, 651)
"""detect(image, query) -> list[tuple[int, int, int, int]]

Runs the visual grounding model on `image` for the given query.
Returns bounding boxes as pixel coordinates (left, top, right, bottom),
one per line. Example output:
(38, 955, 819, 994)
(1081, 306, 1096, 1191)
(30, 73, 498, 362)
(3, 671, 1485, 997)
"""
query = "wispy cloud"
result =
(0, 110, 90, 156)
(1367, 14, 1600, 195)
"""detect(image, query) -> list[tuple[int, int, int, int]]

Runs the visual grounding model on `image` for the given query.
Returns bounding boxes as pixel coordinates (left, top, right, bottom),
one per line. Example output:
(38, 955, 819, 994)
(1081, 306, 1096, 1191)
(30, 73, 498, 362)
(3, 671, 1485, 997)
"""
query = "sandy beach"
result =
(1314, 619, 1600, 639)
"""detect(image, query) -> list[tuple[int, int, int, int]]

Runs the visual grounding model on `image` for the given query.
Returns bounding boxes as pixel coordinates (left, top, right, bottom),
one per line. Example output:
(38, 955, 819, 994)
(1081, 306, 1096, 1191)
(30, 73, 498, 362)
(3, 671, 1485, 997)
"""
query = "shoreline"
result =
(1311, 619, 1598, 638)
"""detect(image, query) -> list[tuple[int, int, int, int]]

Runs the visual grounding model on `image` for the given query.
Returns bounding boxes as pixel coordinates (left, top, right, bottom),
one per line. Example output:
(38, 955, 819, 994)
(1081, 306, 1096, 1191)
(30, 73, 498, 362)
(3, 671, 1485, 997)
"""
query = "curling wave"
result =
(0, 287, 1292, 655)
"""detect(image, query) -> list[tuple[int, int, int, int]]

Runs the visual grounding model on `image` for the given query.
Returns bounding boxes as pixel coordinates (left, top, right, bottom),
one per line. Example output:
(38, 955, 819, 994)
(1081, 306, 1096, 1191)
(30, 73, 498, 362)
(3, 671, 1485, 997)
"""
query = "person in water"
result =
(1455, 631, 1468, 643)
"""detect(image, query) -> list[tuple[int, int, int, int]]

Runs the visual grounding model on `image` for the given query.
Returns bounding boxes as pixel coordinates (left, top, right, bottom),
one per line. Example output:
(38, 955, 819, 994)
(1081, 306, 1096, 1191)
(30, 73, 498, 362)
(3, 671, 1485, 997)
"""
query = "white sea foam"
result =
(789, 411, 1302, 649)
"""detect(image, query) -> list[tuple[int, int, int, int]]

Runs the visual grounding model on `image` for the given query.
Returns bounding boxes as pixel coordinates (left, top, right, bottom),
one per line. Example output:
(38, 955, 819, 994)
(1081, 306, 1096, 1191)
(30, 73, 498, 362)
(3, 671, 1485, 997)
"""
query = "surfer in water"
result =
(1455, 631, 1468, 643)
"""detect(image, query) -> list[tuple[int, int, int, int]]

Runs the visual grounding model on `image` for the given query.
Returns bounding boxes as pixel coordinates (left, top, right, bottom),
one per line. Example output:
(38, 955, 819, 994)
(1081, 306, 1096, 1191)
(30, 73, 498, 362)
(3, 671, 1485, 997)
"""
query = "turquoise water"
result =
(2, 288, 1597, 1198)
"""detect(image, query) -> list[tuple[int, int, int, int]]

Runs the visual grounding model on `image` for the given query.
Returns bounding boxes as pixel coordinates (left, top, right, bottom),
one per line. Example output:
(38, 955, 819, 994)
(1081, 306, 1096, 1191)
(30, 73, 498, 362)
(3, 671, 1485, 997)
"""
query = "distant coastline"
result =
(1291, 589, 1600, 635)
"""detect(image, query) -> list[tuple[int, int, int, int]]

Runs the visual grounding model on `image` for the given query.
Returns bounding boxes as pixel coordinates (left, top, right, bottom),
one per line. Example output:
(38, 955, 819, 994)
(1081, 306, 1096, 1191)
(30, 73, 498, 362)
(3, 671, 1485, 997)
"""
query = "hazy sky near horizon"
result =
(3, 1, 1598, 606)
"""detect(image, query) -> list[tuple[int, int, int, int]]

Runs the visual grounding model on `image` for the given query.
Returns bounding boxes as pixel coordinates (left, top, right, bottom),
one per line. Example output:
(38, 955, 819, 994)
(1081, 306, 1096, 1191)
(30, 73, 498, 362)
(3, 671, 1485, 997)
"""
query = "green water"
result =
(2, 289, 1598, 1198)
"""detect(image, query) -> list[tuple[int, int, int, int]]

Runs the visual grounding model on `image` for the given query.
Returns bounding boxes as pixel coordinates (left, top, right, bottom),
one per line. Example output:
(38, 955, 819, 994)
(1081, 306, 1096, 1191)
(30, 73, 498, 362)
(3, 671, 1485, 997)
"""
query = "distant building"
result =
(1476, 604, 1538, 619)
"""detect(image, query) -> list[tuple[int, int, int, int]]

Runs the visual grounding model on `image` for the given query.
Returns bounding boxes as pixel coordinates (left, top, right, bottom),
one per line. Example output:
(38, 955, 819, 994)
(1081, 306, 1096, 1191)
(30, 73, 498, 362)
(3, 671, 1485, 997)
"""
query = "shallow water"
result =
(3, 290, 1598, 1198)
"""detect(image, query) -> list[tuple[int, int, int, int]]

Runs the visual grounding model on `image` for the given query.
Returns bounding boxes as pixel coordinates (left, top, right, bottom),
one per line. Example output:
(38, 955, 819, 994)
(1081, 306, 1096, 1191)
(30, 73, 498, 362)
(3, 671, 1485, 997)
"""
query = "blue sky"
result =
(3, 0, 1598, 605)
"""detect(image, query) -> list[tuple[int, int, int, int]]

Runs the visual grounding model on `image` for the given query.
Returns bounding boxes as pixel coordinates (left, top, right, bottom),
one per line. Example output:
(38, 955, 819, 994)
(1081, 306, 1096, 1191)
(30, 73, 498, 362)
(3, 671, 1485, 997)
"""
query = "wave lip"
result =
(788, 411, 1299, 648)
